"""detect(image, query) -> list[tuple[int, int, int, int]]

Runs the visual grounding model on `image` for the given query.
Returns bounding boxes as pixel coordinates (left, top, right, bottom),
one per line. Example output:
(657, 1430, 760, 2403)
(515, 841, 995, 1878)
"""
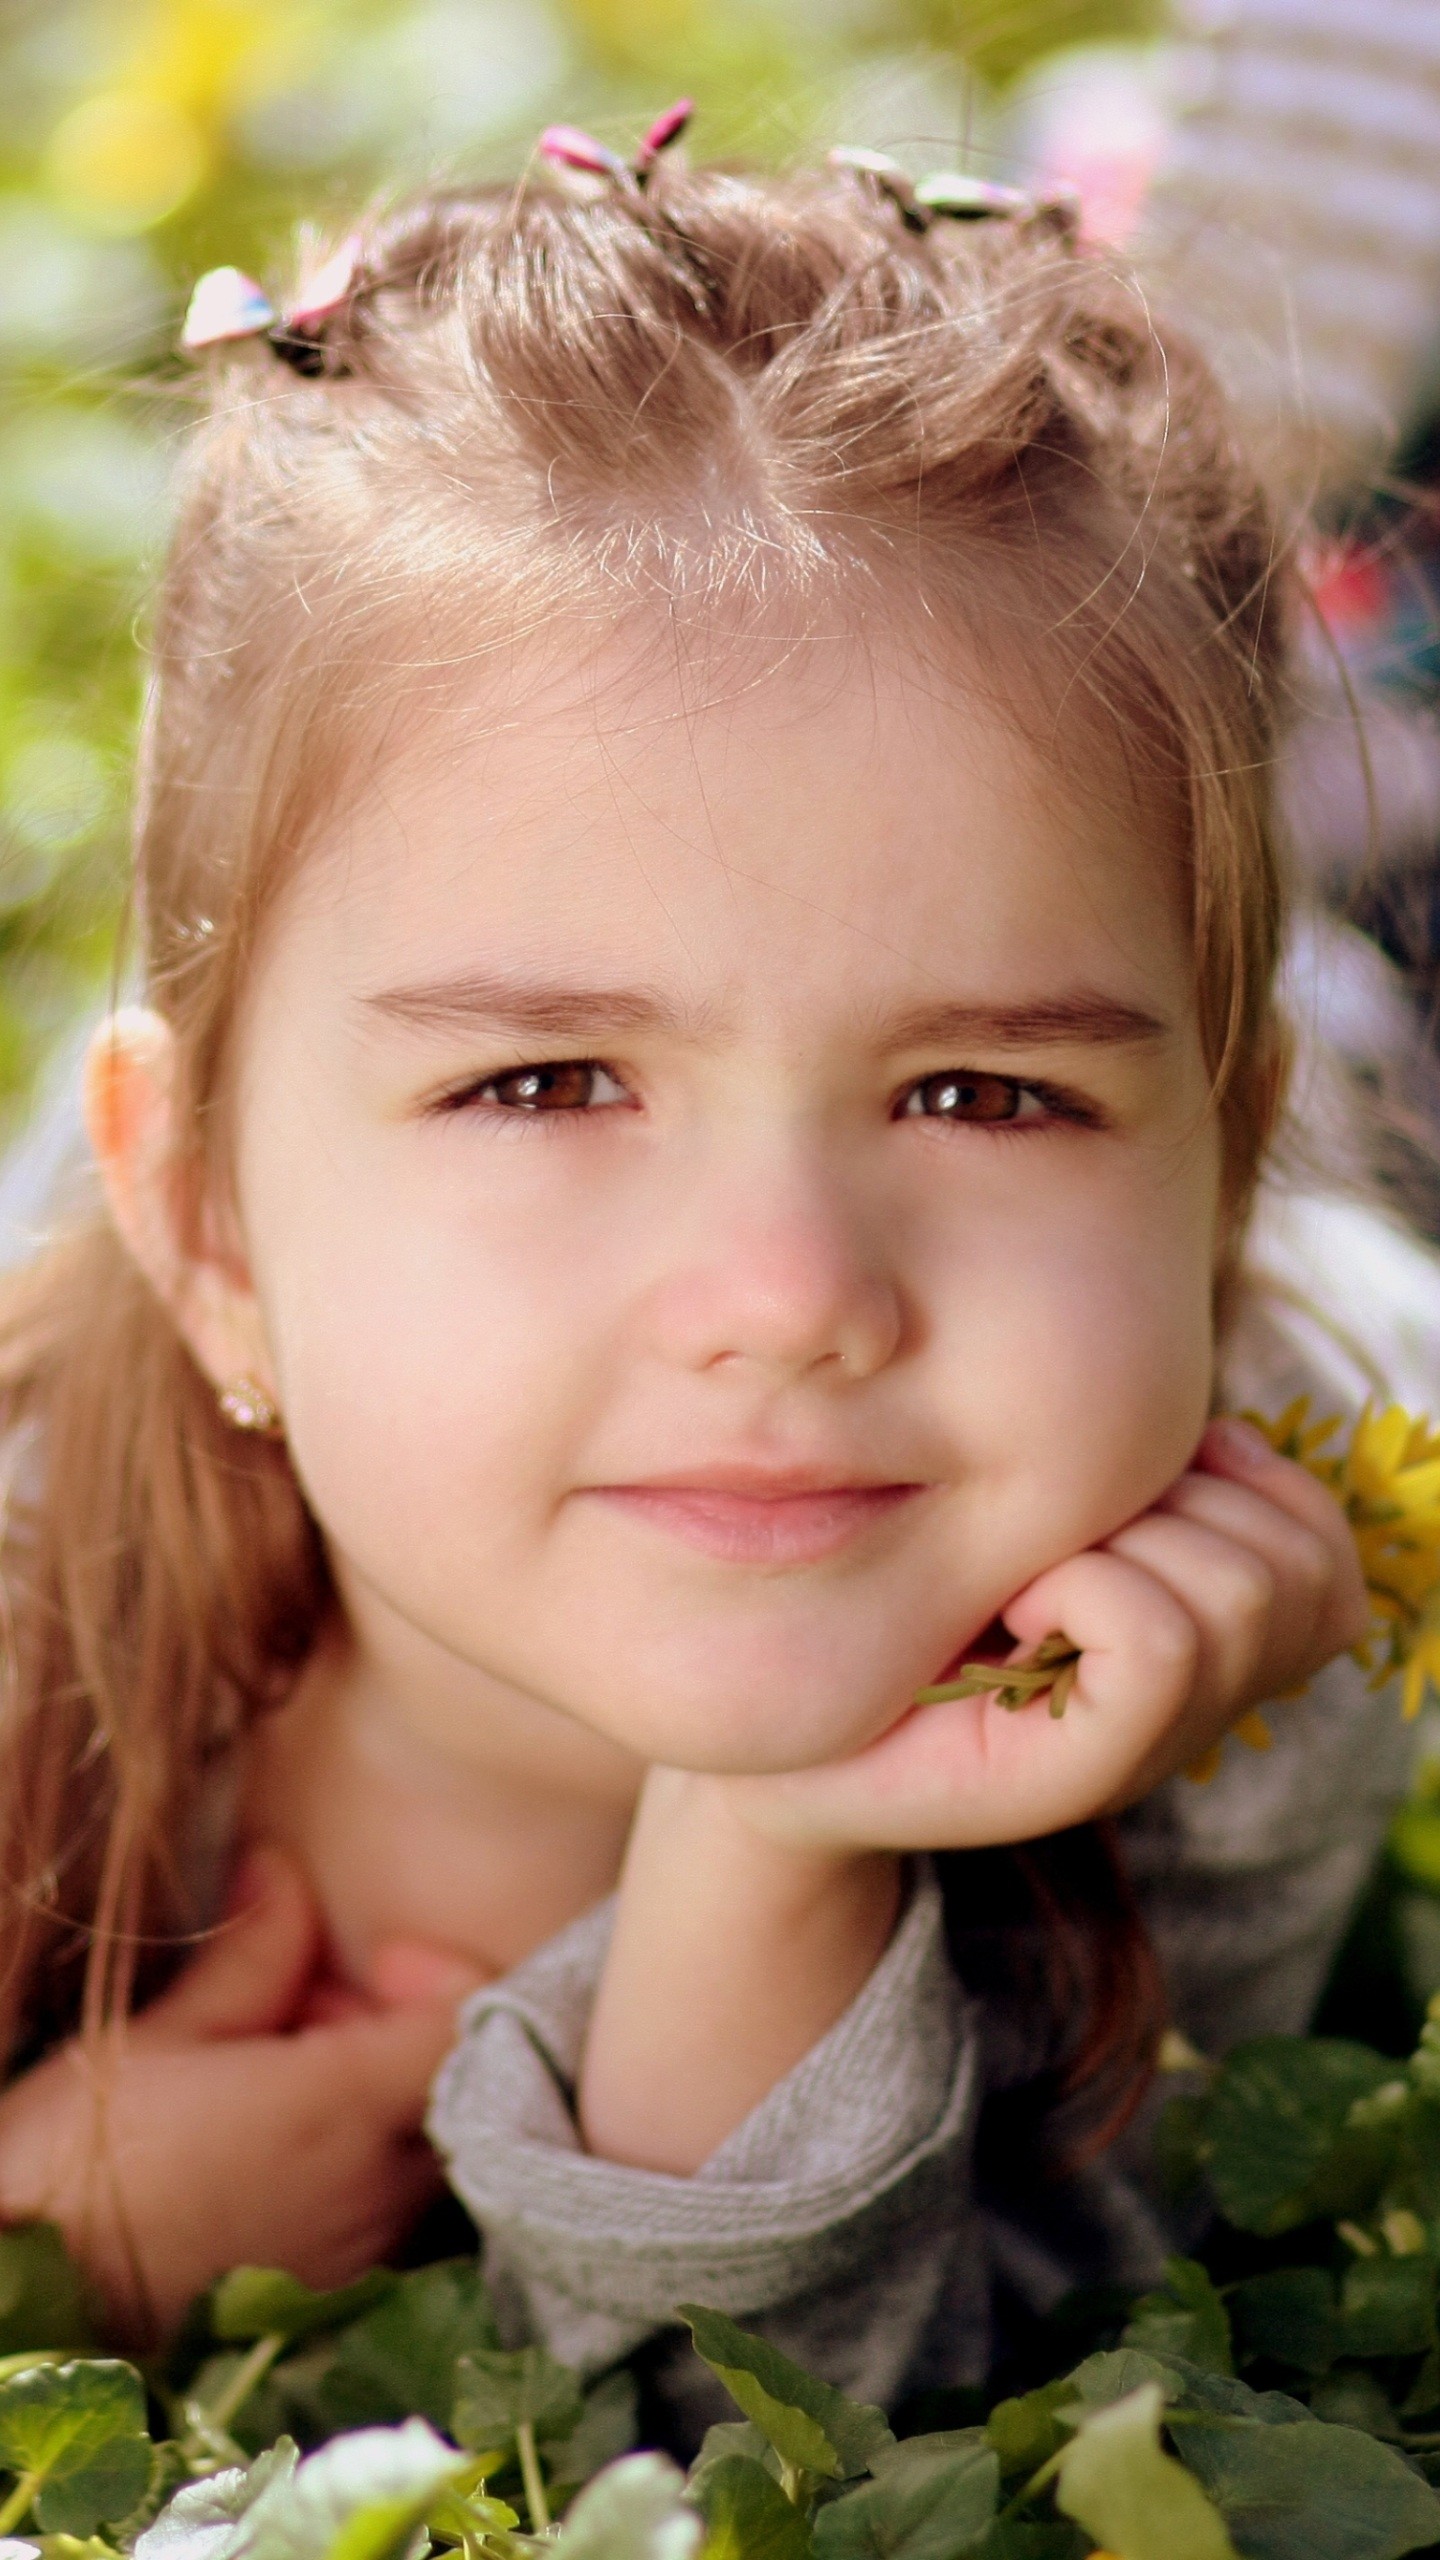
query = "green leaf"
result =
(1338, 2256, 1438, 2360)
(1150, 2360, 1313, 2427)
(1054, 2383, 1238, 2560)
(679, 2309, 893, 2484)
(134, 2444, 299, 2560)
(1124, 2260, 1234, 2377)
(1203, 2041, 1398, 2236)
(311, 2263, 498, 2433)
(240, 2419, 468, 2560)
(210, 2271, 398, 2349)
(811, 2438, 998, 2560)
(548, 2370, 641, 2493)
(968, 2527, 1085, 2560)
(1229, 2270, 1338, 2377)
(689, 2421, 781, 2495)
(689, 2455, 812, 2560)
(1065, 2350, 1182, 2410)
(968, 2528, 1086, 2560)
(0, 2231, 93, 2357)
(985, 2382, 1077, 2480)
(1154, 2093, 1212, 2205)
(450, 2345, 583, 2452)
(0, 2361, 151, 2535)
(1175, 2408, 1440, 2559)
(1307, 2368, 1406, 2439)
(553, 2452, 702, 2560)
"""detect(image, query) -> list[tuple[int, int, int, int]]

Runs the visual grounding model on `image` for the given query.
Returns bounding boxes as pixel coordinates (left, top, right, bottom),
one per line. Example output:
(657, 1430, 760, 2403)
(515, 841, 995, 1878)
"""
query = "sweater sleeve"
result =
(426, 1863, 989, 2406)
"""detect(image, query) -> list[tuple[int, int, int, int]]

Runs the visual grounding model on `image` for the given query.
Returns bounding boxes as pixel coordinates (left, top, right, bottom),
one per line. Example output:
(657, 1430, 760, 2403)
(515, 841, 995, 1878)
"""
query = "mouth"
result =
(586, 1471, 928, 1566)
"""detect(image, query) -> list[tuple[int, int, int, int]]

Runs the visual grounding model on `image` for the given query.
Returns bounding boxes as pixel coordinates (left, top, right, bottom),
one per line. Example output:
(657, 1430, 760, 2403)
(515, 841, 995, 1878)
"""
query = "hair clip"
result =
(181, 266, 276, 352)
(539, 123, 631, 182)
(634, 98, 693, 183)
(827, 148, 928, 232)
(182, 238, 363, 375)
(912, 173, 1031, 221)
(284, 234, 362, 338)
(540, 99, 693, 193)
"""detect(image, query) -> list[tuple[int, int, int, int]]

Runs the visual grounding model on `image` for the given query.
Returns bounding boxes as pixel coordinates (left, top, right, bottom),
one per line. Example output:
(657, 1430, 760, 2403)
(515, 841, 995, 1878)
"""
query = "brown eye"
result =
(480, 1061, 627, 1113)
(902, 1070, 1027, 1123)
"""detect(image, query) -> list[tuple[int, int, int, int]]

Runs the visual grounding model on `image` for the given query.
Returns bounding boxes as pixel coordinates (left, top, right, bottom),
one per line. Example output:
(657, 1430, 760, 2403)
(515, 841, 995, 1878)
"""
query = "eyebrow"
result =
(359, 973, 1169, 1050)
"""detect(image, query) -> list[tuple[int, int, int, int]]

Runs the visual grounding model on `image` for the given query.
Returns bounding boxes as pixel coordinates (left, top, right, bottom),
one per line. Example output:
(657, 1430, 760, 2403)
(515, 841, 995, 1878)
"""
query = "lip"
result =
(587, 1471, 927, 1565)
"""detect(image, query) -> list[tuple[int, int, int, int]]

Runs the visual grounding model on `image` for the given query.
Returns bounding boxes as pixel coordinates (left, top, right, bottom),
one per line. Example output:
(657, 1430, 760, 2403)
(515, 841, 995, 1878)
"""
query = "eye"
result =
(461, 1060, 631, 1114)
(899, 1070, 1046, 1124)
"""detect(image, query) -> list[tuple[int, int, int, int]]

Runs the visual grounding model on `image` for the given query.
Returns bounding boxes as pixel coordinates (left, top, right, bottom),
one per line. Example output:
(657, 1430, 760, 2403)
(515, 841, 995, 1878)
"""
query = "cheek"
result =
(241, 1131, 613, 1554)
(932, 1144, 1219, 1554)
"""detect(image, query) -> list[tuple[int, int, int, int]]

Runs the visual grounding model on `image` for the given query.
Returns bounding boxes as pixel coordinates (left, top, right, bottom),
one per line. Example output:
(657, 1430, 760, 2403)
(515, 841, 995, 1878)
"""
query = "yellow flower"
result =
(918, 1400, 1440, 1765)
(1247, 1400, 1440, 1722)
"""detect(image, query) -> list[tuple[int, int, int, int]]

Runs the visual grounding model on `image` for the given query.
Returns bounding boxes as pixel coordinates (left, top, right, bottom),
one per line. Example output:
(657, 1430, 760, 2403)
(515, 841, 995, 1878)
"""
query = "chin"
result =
(581, 1664, 909, 1776)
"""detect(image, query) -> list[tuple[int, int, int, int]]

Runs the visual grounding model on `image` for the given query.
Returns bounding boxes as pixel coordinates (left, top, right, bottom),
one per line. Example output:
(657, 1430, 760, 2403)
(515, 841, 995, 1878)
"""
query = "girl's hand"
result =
(0, 1846, 486, 2344)
(722, 1417, 1371, 1852)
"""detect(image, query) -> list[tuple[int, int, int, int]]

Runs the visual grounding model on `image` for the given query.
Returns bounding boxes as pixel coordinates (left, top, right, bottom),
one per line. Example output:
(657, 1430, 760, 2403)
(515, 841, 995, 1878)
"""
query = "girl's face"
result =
(228, 621, 1222, 1773)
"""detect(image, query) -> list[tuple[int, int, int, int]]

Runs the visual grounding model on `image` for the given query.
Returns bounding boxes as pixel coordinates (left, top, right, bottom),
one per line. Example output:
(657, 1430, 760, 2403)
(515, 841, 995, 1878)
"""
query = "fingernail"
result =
(1205, 1416, 1273, 1468)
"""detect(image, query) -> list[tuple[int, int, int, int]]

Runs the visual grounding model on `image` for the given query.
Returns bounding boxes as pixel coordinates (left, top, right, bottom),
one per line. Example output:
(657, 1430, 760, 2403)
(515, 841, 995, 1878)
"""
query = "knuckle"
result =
(1218, 1550, 1275, 1631)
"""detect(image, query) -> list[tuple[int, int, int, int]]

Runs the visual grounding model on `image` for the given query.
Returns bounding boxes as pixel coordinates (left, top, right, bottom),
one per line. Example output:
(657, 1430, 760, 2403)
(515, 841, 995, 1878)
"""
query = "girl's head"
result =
(1, 151, 1289, 2044)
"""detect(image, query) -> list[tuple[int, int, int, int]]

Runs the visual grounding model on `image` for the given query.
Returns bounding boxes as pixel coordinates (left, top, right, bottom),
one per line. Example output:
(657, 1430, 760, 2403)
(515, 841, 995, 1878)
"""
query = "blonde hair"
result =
(0, 162, 1292, 2073)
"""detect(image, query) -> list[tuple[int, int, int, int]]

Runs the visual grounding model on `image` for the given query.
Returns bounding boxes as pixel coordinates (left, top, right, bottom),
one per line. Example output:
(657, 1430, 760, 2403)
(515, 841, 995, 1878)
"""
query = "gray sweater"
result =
(428, 1194, 1440, 2428)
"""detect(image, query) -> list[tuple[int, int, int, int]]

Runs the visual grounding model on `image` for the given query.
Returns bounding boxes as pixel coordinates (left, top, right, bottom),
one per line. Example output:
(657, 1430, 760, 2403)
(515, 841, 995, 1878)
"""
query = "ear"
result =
(83, 1008, 278, 1405)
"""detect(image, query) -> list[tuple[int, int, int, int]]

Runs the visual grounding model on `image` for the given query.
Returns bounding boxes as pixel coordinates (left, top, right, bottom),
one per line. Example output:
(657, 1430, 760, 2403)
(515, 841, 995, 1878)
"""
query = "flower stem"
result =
(516, 2423, 550, 2534)
(0, 2468, 44, 2535)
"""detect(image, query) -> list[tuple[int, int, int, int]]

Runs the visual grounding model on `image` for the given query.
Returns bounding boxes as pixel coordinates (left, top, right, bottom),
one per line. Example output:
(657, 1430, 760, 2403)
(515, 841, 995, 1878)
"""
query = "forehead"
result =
(274, 612, 1194, 1026)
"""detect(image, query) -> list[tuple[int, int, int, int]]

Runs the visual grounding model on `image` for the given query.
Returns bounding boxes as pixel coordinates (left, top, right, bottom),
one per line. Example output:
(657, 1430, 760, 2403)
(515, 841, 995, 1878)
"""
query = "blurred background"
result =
(6, 0, 1440, 2037)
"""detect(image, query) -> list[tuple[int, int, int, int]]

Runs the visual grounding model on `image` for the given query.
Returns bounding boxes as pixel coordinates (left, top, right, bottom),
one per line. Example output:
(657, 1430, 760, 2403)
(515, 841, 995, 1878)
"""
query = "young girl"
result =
(0, 132, 1426, 2429)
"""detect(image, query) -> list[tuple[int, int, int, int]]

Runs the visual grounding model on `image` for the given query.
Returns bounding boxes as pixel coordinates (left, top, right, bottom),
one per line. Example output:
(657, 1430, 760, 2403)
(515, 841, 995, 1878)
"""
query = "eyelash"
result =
(432, 1060, 1101, 1132)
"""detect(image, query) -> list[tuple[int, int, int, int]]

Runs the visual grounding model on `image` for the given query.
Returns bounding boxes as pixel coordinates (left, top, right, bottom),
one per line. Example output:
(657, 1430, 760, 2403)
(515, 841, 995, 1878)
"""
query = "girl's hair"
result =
(0, 160, 1291, 2102)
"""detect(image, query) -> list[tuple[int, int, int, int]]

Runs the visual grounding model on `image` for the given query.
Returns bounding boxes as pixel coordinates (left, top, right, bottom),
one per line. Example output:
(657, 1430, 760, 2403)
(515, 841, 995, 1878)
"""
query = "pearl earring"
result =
(217, 1376, 281, 1434)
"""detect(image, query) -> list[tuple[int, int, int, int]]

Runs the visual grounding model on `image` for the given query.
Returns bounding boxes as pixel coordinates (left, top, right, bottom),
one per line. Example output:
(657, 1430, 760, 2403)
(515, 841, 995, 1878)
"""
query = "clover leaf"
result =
(0, 2359, 152, 2535)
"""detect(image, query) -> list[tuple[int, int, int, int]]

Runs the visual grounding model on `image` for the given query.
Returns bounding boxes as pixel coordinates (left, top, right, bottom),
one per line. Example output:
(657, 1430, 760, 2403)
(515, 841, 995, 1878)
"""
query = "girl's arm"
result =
(576, 1420, 1367, 2174)
(578, 1778, 899, 2173)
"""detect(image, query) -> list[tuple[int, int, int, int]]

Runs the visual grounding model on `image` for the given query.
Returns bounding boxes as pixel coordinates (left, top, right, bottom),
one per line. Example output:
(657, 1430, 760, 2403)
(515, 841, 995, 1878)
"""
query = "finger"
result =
(369, 1940, 492, 2012)
(1003, 1546, 1200, 1725)
(1199, 1420, 1368, 1605)
(1105, 1510, 1282, 1713)
(1155, 1469, 1367, 1657)
(142, 1845, 322, 2044)
(319, 2001, 462, 2129)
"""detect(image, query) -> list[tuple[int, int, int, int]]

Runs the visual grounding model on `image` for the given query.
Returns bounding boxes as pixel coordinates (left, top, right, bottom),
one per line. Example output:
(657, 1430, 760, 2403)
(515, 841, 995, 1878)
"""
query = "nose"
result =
(642, 1154, 906, 1386)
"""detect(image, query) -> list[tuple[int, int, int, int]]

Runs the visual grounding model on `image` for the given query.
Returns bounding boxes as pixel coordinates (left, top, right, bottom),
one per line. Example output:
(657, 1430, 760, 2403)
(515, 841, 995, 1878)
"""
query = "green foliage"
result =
(0, 2224, 96, 2358)
(1123, 2258, 1235, 2376)
(679, 2308, 893, 2485)
(0, 2358, 151, 2534)
(1053, 2381, 1239, 2560)
(210, 2271, 399, 2349)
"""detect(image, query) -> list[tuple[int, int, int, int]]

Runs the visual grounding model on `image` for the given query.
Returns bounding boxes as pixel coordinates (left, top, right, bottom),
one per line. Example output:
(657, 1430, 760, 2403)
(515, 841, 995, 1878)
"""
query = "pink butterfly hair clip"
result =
(539, 97, 693, 192)
(181, 235, 363, 374)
